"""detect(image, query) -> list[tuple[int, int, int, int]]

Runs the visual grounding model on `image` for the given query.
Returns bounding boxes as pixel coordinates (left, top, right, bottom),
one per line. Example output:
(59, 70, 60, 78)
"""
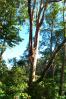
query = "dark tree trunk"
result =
(59, 52, 65, 95)
(59, 0, 66, 95)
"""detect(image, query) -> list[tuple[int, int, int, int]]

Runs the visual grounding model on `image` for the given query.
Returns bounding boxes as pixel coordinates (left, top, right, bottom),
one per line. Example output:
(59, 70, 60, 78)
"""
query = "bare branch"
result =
(34, 0, 44, 47)
(32, 0, 36, 19)
(39, 1, 48, 27)
(28, 0, 33, 55)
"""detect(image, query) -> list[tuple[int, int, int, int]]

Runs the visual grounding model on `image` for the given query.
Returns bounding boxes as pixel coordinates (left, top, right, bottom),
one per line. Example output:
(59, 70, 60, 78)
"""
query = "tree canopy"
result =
(0, 0, 66, 99)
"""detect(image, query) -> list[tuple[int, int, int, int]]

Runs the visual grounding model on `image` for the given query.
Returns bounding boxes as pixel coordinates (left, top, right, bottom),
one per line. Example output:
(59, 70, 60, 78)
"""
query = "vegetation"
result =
(0, 0, 66, 99)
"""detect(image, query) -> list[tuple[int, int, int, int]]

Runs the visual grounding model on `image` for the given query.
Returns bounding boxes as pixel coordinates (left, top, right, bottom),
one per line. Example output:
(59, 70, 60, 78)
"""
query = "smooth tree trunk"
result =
(31, 32, 39, 82)
(29, 31, 40, 85)
(28, 0, 47, 86)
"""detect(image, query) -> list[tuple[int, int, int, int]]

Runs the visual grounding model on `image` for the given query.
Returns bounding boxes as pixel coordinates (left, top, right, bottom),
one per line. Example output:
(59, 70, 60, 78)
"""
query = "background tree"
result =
(0, 0, 27, 63)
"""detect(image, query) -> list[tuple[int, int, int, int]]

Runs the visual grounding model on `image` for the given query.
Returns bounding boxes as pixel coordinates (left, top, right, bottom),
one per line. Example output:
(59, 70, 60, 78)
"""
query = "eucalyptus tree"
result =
(28, 0, 49, 85)
(28, 0, 66, 88)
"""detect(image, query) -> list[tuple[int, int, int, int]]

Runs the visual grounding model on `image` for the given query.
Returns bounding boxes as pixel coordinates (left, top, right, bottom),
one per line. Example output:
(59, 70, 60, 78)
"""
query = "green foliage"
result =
(0, 82, 5, 96)
(0, 0, 22, 46)
(0, 0, 66, 99)
(0, 63, 8, 82)
(3, 66, 28, 98)
(0, 0, 26, 63)
(46, 3, 60, 24)
(42, 79, 57, 99)
(21, 93, 31, 99)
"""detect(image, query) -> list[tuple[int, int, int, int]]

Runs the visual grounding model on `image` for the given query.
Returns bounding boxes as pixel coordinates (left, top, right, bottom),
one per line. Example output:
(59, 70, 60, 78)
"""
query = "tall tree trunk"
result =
(29, 30, 40, 85)
(28, 0, 47, 86)
(31, 32, 39, 82)
(50, 20, 54, 78)
(59, 51, 65, 95)
(59, 0, 65, 95)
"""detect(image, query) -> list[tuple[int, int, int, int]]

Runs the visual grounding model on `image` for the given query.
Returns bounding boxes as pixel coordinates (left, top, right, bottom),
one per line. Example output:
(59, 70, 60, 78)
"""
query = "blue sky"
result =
(2, 20, 42, 68)
(2, 21, 29, 68)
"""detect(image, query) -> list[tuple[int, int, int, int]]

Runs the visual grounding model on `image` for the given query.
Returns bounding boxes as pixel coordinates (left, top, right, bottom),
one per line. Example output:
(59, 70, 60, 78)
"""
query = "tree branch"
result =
(36, 38, 66, 83)
(32, 0, 36, 19)
(28, 0, 33, 55)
